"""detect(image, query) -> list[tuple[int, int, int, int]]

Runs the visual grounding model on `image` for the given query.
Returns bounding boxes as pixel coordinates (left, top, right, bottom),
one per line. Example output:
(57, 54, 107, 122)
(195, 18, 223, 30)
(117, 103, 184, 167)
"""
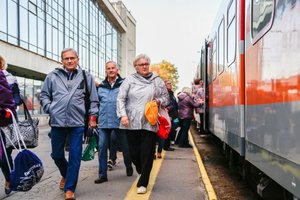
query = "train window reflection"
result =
(227, 16, 236, 65)
(252, 0, 274, 38)
(227, 0, 236, 26)
(212, 36, 217, 80)
(218, 19, 225, 73)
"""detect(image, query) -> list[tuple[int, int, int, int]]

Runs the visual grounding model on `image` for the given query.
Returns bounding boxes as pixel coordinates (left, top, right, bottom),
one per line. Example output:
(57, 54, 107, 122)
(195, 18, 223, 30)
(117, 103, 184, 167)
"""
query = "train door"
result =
(200, 41, 210, 133)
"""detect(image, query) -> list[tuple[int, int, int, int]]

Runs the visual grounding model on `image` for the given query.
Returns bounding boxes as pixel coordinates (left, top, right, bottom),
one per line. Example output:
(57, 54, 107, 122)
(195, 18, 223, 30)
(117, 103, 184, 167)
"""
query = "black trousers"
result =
(164, 123, 176, 149)
(0, 131, 13, 181)
(199, 113, 204, 133)
(126, 129, 156, 187)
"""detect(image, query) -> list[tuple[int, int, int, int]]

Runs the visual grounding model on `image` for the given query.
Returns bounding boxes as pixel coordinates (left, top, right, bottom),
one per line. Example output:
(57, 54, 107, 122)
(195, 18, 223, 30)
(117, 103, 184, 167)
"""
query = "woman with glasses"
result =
(117, 54, 169, 194)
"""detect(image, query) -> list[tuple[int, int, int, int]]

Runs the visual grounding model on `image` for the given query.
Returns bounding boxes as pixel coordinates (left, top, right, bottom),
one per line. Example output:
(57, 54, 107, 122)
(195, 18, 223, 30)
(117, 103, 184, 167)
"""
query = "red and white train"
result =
(196, 0, 300, 199)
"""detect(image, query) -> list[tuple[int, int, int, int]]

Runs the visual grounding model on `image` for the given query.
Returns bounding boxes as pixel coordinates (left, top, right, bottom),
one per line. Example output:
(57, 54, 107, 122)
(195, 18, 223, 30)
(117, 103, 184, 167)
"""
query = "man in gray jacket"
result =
(40, 48, 99, 200)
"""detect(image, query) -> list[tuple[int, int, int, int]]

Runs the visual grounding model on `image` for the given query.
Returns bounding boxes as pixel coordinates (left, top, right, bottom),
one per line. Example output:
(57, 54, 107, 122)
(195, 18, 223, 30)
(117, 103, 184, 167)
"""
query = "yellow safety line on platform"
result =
(189, 131, 218, 200)
(124, 150, 166, 200)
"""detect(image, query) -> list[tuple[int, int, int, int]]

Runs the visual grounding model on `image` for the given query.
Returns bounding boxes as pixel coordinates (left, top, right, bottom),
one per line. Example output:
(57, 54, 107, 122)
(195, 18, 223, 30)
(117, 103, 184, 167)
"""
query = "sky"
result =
(121, 0, 222, 91)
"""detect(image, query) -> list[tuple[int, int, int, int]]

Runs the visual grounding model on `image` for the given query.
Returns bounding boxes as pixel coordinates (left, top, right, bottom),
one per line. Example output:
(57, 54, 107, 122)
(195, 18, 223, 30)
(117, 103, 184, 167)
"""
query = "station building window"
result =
(0, 0, 121, 81)
(16, 76, 43, 115)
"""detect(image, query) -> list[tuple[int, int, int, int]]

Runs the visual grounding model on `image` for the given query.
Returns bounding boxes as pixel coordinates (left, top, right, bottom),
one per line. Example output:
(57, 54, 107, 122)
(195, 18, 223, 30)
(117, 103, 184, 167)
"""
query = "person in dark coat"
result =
(163, 79, 179, 151)
(176, 87, 203, 148)
(0, 67, 16, 195)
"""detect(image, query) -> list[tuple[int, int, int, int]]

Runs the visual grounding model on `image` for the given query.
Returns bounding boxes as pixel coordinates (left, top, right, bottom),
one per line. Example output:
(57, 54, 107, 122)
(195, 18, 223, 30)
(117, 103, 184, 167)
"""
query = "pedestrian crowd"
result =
(0, 49, 204, 200)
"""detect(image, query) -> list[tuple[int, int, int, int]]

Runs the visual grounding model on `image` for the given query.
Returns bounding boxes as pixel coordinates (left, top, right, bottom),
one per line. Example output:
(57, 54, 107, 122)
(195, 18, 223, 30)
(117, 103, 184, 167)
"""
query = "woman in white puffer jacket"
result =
(117, 54, 169, 194)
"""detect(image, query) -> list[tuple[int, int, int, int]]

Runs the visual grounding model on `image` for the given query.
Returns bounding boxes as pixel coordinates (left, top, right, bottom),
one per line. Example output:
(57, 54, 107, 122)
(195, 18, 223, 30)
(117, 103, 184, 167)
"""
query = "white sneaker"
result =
(137, 186, 147, 194)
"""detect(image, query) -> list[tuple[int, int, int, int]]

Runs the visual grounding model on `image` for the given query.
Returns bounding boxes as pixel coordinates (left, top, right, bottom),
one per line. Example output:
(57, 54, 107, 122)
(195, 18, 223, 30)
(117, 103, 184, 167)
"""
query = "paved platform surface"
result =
(0, 126, 208, 200)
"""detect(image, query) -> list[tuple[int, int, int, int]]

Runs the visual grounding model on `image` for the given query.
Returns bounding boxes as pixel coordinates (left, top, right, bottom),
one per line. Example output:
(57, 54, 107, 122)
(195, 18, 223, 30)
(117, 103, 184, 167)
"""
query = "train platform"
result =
(0, 126, 216, 200)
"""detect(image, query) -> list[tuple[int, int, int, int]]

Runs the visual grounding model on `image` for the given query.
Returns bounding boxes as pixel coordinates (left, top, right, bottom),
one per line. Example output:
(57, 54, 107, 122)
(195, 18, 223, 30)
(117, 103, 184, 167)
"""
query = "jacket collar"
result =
(99, 74, 124, 89)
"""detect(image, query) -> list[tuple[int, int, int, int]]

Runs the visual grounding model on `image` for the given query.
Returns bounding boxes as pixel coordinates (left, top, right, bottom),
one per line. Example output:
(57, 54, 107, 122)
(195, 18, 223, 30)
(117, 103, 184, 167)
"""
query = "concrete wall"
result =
(111, 0, 136, 77)
(0, 41, 60, 80)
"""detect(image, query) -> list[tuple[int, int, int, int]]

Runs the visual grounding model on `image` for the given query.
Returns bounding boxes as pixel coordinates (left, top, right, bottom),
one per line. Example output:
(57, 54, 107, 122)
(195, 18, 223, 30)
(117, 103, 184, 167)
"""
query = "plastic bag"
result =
(157, 108, 171, 139)
(82, 135, 97, 161)
(144, 101, 158, 125)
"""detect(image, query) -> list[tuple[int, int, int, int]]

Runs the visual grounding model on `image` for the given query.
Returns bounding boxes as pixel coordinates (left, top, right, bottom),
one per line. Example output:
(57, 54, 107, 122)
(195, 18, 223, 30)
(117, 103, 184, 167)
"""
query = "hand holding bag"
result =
(144, 101, 159, 125)
(2, 100, 39, 148)
(82, 134, 98, 161)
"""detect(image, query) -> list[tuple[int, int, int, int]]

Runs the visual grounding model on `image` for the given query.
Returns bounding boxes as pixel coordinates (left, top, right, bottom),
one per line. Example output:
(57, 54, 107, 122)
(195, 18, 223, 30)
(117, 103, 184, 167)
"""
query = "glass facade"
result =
(0, 0, 121, 77)
(0, 0, 122, 115)
(15, 76, 43, 115)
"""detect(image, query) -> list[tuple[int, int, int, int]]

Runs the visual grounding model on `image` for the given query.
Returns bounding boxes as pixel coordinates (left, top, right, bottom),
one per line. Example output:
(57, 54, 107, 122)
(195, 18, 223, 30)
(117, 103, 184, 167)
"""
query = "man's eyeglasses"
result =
(62, 57, 77, 61)
(135, 63, 150, 67)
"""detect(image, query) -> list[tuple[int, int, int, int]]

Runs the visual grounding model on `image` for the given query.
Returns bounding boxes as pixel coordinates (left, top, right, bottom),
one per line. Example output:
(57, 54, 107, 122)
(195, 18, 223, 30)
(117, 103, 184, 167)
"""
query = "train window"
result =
(212, 36, 217, 80)
(251, 0, 274, 40)
(227, 0, 236, 66)
(227, 0, 236, 25)
(218, 19, 225, 74)
(207, 41, 213, 83)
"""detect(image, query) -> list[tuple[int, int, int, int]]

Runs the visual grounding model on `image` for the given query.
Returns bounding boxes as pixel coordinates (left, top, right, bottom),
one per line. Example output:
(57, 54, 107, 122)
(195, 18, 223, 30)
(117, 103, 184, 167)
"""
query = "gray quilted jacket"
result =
(117, 72, 169, 132)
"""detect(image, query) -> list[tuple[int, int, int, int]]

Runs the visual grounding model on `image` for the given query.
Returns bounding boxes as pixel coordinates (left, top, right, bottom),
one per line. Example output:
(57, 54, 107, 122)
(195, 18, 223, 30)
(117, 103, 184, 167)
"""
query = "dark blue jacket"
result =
(166, 90, 179, 119)
(98, 75, 124, 128)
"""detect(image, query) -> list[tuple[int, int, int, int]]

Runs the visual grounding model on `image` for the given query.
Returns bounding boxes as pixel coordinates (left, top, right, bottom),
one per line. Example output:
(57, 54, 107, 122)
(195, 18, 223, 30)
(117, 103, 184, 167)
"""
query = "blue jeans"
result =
(109, 131, 118, 162)
(97, 128, 132, 178)
(51, 127, 84, 192)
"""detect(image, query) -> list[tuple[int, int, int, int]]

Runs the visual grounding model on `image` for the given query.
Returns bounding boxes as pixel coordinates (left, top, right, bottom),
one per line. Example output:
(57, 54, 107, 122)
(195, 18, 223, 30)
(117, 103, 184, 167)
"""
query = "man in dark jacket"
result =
(40, 48, 99, 200)
(163, 80, 179, 151)
(94, 61, 133, 184)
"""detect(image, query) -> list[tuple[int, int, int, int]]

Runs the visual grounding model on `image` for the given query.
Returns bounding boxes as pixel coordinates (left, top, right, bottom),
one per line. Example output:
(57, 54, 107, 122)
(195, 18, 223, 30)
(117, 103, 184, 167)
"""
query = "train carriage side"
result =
(244, 0, 300, 198)
(202, 0, 246, 156)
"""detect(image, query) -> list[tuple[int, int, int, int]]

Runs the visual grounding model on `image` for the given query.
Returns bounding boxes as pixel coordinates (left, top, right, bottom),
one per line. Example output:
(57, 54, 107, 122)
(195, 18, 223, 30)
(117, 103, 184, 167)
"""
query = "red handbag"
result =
(157, 108, 171, 139)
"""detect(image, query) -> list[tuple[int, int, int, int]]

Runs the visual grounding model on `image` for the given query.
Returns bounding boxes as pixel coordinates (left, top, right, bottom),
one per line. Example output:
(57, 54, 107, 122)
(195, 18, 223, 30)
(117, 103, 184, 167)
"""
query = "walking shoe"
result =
(137, 186, 147, 194)
(4, 181, 11, 195)
(94, 177, 108, 184)
(157, 153, 162, 159)
(65, 190, 75, 200)
(107, 160, 116, 171)
(126, 167, 133, 176)
(59, 177, 66, 190)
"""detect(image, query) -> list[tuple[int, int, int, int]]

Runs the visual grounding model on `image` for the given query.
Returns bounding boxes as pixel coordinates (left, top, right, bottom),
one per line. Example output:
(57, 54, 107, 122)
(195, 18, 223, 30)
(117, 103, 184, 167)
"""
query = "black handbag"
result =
(2, 100, 39, 149)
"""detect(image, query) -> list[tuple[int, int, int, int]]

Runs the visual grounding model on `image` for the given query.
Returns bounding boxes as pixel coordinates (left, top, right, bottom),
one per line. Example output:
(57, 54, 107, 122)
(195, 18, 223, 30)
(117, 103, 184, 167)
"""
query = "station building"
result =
(0, 0, 136, 122)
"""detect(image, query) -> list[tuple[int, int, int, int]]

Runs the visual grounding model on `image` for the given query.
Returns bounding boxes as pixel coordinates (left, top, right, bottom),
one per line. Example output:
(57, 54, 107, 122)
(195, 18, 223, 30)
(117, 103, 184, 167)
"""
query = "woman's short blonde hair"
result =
(133, 54, 151, 67)
(0, 55, 7, 70)
(182, 87, 192, 96)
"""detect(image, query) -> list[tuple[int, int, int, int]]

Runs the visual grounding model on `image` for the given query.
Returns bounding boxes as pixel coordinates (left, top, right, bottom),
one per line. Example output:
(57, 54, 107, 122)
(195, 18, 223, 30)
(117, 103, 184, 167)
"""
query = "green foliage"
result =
(150, 60, 179, 91)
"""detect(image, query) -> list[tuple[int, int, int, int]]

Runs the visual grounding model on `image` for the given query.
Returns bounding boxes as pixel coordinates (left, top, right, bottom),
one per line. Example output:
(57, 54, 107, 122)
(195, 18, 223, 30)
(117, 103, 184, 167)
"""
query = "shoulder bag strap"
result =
(22, 99, 33, 122)
(82, 70, 91, 116)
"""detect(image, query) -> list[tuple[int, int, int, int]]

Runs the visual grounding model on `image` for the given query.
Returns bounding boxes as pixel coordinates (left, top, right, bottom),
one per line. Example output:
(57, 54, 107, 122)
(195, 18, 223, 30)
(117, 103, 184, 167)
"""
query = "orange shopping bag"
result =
(144, 101, 158, 125)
